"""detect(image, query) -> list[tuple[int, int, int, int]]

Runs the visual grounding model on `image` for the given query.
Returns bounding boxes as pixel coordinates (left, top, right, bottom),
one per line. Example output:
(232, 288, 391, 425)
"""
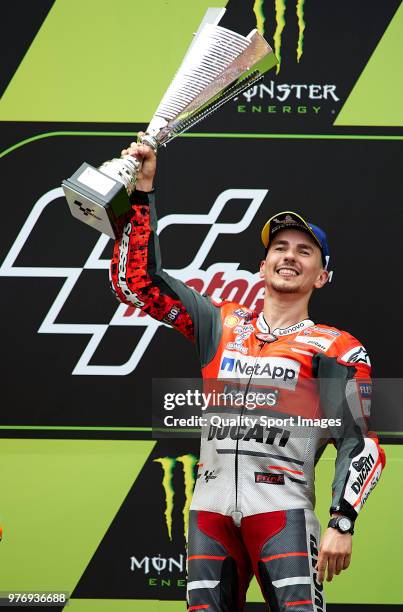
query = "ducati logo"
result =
(0, 187, 268, 375)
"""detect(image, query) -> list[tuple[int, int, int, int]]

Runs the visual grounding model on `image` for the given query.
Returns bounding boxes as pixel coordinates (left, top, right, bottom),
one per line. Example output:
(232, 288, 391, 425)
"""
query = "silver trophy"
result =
(62, 8, 278, 238)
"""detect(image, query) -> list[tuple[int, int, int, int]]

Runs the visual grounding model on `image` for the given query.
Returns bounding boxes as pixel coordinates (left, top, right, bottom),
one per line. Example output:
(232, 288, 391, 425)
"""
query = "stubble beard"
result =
(270, 278, 300, 294)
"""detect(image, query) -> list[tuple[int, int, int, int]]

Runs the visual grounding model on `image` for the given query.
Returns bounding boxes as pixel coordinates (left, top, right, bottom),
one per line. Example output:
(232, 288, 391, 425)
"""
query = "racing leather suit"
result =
(110, 191, 385, 612)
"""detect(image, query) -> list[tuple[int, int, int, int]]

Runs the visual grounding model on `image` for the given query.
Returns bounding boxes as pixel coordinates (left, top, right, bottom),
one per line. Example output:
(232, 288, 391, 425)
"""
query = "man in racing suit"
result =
(110, 140, 385, 611)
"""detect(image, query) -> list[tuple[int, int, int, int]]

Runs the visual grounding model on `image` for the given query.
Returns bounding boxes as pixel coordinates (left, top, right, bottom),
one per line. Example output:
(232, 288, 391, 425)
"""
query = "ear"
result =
(314, 269, 329, 289)
(259, 259, 266, 278)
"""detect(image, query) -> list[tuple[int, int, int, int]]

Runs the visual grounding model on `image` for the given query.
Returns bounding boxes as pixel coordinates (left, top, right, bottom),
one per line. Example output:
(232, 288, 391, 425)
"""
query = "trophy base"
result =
(62, 163, 132, 238)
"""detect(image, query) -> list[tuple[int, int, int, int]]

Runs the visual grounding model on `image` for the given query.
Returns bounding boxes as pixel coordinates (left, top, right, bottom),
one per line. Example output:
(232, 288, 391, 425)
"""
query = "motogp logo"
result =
(0, 187, 268, 375)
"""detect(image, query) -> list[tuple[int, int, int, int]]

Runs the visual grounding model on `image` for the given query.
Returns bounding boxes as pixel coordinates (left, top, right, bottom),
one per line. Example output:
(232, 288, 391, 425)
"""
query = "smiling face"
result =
(260, 228, 329, 296)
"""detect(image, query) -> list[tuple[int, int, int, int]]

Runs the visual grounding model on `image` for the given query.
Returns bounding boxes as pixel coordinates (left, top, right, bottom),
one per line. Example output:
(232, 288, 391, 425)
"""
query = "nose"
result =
(282, 247, 296, 261)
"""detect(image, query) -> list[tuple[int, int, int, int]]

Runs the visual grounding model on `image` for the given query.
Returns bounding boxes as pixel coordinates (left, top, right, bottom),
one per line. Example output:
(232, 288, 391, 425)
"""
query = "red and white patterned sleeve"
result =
(109, 190, 222, 366)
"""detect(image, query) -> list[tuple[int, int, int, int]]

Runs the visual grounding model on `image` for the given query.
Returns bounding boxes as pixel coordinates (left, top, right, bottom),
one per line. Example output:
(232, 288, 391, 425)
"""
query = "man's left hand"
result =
(315, 528, 352, 583)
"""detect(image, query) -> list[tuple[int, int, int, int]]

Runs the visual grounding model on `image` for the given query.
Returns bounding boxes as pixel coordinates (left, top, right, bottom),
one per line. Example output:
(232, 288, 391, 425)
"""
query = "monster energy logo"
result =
(253, 0, 305, 72)
(154, 454, 197, 541)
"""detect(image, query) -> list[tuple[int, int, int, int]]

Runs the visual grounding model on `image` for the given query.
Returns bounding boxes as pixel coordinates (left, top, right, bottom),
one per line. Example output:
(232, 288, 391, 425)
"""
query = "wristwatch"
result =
(328, 516, 354, 534)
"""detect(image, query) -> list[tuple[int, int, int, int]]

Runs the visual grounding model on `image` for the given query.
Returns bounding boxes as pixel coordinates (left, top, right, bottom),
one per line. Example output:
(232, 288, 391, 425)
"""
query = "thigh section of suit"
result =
(187, 510, 253, 612)
(241, 509, 326, 612)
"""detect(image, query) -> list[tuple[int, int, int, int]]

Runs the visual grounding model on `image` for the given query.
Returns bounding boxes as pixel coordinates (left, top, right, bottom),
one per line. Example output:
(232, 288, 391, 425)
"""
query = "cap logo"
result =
(273, 215, 299, 225)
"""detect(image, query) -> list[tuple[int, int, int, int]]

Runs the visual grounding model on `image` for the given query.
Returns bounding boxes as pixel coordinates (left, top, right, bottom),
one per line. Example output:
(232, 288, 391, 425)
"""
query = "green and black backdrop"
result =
(0, 1, 402, 610)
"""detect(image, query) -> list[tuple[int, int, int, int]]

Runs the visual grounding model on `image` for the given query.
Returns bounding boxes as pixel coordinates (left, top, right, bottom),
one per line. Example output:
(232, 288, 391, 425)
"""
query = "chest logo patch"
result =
(294, 334, 335, 352)
(218, 351, 301, 390)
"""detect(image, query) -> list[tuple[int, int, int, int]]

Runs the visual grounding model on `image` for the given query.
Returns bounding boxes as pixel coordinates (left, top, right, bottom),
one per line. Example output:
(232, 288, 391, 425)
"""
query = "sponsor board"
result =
(126, 453, 198, 591)
(234, 0, 341, 118)
(235, 81, 339, 117)
(130, 554, 185, 576)
(0, 188, 267, 375)
(69, 444, 200, 599)
(252, 0, 307, 73)
(154, 454, 197, 541)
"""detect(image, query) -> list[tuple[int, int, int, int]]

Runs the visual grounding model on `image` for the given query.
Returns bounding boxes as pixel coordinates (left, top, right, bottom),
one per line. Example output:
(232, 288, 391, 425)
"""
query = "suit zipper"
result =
(232, 341, 265, 526)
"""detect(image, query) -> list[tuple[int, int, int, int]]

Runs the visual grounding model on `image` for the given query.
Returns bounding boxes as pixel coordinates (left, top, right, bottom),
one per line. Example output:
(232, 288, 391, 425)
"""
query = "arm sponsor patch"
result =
(339, 345, 371, 366)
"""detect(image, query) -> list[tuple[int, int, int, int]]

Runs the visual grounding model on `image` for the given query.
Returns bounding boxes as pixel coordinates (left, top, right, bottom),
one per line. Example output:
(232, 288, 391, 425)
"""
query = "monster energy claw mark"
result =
(253, 0, 306, 72)
(296, 0, 306, 62)
(253, 0, 266, 35)
(154, 457, 176, 540)
(274, 0, 287, 72)
(154, 455, 197, 541)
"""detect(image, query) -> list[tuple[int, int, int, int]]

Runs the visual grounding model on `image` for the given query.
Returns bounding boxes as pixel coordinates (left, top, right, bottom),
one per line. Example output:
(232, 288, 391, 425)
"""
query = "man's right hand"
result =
(121, 131, 156, 192)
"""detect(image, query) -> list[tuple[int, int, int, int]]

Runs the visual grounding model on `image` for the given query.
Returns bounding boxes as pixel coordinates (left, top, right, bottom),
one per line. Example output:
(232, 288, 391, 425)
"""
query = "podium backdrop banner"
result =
(0, 0, 402, 608)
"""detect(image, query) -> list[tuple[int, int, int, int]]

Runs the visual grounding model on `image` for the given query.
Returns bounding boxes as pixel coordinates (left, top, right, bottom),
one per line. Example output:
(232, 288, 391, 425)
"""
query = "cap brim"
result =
(261, 210, 322, 250)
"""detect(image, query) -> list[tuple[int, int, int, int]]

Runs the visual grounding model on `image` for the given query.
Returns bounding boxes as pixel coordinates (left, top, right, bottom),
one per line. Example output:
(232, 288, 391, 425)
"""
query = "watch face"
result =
(339, 517, 351, 532)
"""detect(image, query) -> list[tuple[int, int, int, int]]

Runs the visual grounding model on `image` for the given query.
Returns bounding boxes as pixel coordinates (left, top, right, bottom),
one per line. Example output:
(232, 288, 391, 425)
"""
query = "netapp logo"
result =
(219, 352, 300, 389)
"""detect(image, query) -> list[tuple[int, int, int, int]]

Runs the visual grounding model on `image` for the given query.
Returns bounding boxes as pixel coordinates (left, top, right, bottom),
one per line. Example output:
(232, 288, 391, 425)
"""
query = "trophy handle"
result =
(97, 134, 157, 196)
(99, 155, 140, 196)
(121, 133, 157, 194)
(123, 134, 158, 193)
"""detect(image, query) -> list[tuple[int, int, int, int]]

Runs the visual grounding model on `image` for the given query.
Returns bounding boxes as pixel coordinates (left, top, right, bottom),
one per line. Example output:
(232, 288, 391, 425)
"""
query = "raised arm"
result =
(109, 138, 222, 366)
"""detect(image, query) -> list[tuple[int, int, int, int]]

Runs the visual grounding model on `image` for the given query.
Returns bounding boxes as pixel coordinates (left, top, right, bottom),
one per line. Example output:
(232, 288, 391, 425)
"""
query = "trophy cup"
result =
(62, 8, 278, 238)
